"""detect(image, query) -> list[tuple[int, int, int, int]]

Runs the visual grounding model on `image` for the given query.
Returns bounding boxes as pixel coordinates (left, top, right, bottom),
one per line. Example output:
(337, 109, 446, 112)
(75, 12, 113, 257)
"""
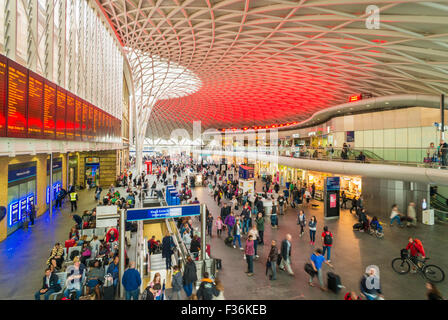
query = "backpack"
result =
(413, 239, 423, 251)
(323, 232, 333, 245)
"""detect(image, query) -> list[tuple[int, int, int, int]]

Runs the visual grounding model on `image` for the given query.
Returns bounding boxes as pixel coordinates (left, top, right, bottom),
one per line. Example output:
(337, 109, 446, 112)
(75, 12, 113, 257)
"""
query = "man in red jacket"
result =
(406, 237, 426, 272)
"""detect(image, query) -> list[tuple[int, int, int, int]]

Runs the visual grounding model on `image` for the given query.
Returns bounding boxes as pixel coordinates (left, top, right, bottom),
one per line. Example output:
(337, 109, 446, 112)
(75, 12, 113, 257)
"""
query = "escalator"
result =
(430, 192, 448, 222)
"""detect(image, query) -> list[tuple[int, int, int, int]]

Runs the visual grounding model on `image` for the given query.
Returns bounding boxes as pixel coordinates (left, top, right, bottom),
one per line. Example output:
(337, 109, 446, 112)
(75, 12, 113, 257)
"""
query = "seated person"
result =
(105, 228, 119, 243)
(189, 235, 201, 258)
(68, 227, 79, 241)
(47, 243, 64, 270)
(370, 216, 383, 233)
(86, 260, 105, 299)
(148, 236, 158, 254)
(72, 214, 83, 230)
(64, 257, 85, 300)
(34, 268, 62, 300)
(77, 235, 88, 247)
(48, 258, 61, 273)
(80, 242, 92, 265)
(106, 256, 120, 288)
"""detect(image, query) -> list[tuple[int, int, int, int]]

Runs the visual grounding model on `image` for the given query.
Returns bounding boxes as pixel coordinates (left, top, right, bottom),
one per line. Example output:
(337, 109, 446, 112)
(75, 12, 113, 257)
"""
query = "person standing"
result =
(321, 226, 333, 262)
(341, 191, 347, 209)
(232, 217, 244, 250)
(350, 196, 358, 214)
(426, 282, 444, 300)
(183, 256, 198, 298)
(69, 189, 78, 212)
(278, 195, 285, 215)
(309, 216, 317, 245)
(244, 235, 255, 276)
(206, 213, 214, 237)
(29, 203, 36, 226)
(121, 261, 141, 300)
(162, 233, 174, 270)
(297, 210, 306, 237)
(241, 203, 251, 234)
(279, 234, 294, 276)
(267, 240, 278, 280)
(215, 216, 223, 238)
(197, 272, 220, 300)
(255, 212, 265, 245)
(224, 212, 236, 238)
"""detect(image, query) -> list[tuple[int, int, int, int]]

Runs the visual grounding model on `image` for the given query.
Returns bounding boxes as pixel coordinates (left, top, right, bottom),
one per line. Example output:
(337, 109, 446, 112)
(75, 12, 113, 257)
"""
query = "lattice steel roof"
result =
(97, 0, 448, 139)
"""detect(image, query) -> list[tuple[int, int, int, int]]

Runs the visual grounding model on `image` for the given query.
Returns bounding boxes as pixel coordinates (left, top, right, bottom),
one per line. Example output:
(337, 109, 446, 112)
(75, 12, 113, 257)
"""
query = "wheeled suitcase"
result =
(327, 272, 342, 293)
(103, 286, 115, 300)
(216, 258, 222, 270)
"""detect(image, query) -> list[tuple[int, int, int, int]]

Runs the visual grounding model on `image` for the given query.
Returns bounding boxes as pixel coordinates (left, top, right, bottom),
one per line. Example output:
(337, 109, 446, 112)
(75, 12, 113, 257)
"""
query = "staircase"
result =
(150, 253, 167, 271)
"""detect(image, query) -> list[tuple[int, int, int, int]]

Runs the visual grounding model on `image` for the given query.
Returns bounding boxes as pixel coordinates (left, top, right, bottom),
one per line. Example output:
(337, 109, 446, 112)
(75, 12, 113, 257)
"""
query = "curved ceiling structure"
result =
(97, 0, 448, 139)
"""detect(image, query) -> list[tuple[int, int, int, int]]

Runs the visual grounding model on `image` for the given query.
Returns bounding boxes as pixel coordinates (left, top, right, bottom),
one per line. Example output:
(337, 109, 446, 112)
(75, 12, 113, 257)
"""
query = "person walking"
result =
(248, 224, 259, 259)
(121, 261, 141, 300)
(206, 213, 214, 237)
(350, 196, 358, 214)
(279, 234, 294, 276)
(309, 248, 332, 291)
(267, 240, 278, 280)
(215, 216, 223, 237)
(162, 233, 174, 270)
(170, 265, 183, 300)
(241, 203, 251, 234)
(321, 226, 333, 262)
(309, 216, 317, 245)
(183, 256, 198, 298)
(426, 282, 444, 300)
(69, 189, 78, 212)
(232, 217, 244, 250)
(341, 191, 348, 209)
(255, 212, 265, 245)
(407, 202, 417, 227)
(244, 235, 255, 276)
(270, 200, 278, 228)
(390, 204, 403, 227)
(297, 210, 306, 237)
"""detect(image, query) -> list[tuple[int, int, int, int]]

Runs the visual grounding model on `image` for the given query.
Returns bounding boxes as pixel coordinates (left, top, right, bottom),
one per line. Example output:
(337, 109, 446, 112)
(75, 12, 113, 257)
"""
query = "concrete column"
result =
(0, 157, 9, 242)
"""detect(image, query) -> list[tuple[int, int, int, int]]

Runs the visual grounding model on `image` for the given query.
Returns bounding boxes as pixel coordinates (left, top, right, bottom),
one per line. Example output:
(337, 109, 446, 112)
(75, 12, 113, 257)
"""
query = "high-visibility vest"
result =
(70, 192, 77, 201)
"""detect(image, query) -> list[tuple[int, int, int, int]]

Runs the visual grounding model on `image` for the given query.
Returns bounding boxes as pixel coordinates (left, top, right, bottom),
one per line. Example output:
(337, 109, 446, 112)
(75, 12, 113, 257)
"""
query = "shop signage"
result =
(292, 134, 300, 138)
(8, 166, 36, 183)
(47, 159, 63, 172)
(86, 157, 100, 164)
(326, 177, 340, 191)
(126, 204, 201, 222)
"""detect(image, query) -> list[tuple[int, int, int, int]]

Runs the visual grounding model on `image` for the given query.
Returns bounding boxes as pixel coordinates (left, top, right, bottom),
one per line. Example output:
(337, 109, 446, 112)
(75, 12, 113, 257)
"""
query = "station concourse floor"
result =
(0, 174, 447, 300)
(194, 182, 448, 300)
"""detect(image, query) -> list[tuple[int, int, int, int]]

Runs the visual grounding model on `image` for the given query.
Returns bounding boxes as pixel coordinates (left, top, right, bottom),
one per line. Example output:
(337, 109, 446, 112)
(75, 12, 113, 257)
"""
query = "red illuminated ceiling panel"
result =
(98, 0, 448, 138)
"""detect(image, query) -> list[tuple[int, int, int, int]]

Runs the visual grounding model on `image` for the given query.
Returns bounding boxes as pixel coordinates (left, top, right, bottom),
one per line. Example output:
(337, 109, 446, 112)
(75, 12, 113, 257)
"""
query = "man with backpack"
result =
(406, 237, 426, 273)
(322, 226, 333, 262)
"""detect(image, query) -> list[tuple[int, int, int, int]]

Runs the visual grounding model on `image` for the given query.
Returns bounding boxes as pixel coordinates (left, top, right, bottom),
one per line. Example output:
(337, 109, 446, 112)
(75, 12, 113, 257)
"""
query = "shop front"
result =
(85, 157, 100, 188)
(68, 156, 78, 188)
(7, 162, 37, 235)
(305, 171, 362, 201)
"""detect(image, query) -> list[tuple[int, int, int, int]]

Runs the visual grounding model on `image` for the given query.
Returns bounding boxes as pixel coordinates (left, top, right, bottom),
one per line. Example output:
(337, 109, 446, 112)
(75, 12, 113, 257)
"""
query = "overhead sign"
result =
(126, 204, 201, 222)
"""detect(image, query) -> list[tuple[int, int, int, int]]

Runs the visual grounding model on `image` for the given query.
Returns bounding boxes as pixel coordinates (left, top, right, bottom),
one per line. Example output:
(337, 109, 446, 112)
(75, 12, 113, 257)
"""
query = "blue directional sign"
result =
(126, 204, 201, 222)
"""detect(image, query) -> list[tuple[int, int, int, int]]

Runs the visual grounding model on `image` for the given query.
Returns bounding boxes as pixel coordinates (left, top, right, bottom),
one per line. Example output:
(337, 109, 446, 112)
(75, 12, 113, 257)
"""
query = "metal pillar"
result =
(67, 153, 70, 191)
(200, 204, 207, 261)
(442, 94, 445, 141)
(49, 153, 53, 219)
(119, 209, 126, 299)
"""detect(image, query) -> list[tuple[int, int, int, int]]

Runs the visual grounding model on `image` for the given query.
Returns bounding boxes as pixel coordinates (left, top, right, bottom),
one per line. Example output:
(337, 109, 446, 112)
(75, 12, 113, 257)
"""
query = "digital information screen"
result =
(88, 103, 94, 140)
(66, 93, 75, 140)
(74, 98, 82, 140)
(82, 100, 89, 141)
(7, 60, 28, 138)
(55, 87, 66, 139)
(0, 55, 6, 136)
(43, 80, 56, 139)
(27, 70, 44, 138)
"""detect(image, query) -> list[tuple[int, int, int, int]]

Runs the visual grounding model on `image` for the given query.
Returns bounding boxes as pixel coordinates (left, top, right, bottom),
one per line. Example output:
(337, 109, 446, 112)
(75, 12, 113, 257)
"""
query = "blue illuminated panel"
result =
(126, 204, 201, 222)
(9, 201, 19, 226)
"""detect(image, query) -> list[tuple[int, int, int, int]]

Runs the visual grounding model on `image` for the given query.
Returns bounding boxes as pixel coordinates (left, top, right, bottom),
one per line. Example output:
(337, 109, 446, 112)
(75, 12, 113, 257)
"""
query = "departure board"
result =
(43, 80, 56, 138)
(0, 55, 6, 136)
(82, 100, 89, 141)
(27, 70, 44, 137)
(88, 103, 94, 140)
(74, 98, 82, 140)
(55, 87, 66, 139)
(7, 60, 28, 138)
(66, 92, 75, 140)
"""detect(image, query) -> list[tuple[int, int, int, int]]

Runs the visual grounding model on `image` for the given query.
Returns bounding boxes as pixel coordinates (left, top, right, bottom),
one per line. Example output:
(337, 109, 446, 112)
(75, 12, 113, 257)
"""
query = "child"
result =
(215, 216, 223, 237)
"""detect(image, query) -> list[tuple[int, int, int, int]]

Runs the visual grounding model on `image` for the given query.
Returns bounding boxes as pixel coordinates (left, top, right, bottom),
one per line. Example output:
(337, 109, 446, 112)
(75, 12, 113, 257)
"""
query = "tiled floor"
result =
(1, 171, 447, 300)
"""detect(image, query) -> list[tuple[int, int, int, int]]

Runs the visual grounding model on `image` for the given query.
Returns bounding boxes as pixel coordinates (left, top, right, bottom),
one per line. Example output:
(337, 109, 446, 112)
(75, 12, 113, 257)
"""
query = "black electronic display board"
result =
(7, 59, 28, 138)
(43, 80, 56, 139)
(66, 92, 75, 140)
(55, 87, 66, 139)
(0, 55, 7, 136)
(27, 70, 44, 138)
(74, 97, 82, 141)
